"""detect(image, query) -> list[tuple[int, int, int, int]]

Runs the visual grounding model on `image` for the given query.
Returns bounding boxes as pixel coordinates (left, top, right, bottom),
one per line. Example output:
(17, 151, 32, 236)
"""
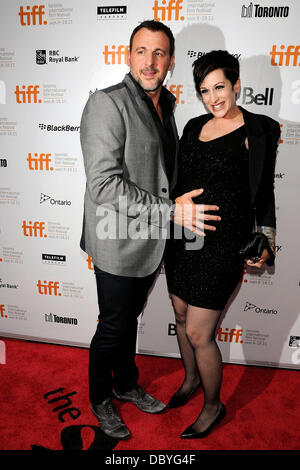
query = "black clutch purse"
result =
(239, 232, 275, 266)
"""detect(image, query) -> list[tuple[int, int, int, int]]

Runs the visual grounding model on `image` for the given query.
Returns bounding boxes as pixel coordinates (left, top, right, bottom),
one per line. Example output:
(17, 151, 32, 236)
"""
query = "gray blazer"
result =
(80, 74, 179, 277)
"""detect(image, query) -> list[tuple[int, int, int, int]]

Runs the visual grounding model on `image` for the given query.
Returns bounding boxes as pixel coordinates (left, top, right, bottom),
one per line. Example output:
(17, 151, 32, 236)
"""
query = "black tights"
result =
(171, 294, 223, 432)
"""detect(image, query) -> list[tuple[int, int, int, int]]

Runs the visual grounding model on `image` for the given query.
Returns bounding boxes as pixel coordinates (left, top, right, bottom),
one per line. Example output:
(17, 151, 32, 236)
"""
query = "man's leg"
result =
(88, 266, 165, 439)
(89, 266, 157, 404)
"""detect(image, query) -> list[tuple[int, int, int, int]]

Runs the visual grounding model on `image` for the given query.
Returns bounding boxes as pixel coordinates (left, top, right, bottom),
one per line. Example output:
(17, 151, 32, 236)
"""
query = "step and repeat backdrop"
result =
(0, 0, 299, 369)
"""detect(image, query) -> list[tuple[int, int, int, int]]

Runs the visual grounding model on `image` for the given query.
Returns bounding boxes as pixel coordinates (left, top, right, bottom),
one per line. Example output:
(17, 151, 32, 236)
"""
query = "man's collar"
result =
(125, 73, 176, 109)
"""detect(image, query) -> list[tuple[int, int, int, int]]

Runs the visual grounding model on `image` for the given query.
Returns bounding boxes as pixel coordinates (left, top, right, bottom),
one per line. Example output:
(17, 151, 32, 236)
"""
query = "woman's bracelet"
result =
(261, 226, 276, 253)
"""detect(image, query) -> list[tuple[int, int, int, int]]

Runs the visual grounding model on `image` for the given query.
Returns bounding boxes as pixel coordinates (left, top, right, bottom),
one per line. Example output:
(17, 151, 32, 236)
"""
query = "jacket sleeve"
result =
(255, 118, 280, 228)
(80, 90, 174, 227)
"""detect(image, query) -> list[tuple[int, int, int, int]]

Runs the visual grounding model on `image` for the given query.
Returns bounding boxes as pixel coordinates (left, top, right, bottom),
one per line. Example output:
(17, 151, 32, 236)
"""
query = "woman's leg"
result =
(185, 305, 223, 431)
(170, 294, 201, 395)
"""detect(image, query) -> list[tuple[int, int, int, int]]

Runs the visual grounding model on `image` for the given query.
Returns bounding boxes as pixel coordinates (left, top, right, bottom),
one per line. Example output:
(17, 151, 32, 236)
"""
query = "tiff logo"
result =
(15, 85, 42, 103)
(27, 153, 53, 171)
(86, 255, 93, 270)
(0, 304, 7, 318)
(22, 221, 47, 238)
(37, 280, 61, 296)
(0, 340, 6, 364)
(167, 84, 184, 104)
(270, 45, 300, 66)
(18, 5, 47, 26)
(217, 328, 243, 343)
(102, 45, 129, 65)
(152, 0, 184, 21)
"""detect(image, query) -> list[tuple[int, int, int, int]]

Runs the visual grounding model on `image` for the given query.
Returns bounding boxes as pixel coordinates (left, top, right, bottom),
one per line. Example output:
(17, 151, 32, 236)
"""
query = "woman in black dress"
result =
(165, 50, 280, 439)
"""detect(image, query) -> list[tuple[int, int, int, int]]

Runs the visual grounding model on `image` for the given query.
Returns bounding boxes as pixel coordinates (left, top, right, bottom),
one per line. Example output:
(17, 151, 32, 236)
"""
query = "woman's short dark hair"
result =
(129, 20, 175, 57)
(193, 50, 240, 92)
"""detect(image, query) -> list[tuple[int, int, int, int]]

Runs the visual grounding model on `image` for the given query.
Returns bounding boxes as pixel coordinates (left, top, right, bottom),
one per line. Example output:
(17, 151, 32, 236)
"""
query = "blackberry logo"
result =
(38, 123, 80, 132)
(187, 51, 241, 61)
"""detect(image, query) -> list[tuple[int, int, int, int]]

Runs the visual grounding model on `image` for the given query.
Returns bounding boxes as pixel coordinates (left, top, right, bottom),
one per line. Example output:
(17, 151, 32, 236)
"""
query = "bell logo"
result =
(152, 0, 185, 21)
(0, 304, 7, 318)
(217, 328, 243, 343)
(18, 5, 47, 26)
(37, 280, 61, 296)
(22, 221, 47, 238)
(15, 85, 42, 103)
(270, 45, 300, 66)
(167, 84, 184, 104)
(27, 153, 53, 171)
(102, 45, 129, 65)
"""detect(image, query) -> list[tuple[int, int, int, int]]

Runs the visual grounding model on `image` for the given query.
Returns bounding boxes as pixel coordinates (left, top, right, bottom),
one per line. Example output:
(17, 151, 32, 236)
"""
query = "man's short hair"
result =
(129, 20, 175, 57)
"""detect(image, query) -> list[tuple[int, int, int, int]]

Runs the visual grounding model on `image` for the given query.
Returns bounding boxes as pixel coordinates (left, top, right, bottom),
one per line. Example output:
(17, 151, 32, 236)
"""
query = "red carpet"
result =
(0, 337, 299, 451)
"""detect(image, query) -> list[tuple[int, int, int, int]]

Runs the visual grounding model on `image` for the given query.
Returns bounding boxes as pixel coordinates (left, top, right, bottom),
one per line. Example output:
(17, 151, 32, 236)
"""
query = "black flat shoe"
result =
(167, 382, 201, 408)
(180, 403, 226, 439)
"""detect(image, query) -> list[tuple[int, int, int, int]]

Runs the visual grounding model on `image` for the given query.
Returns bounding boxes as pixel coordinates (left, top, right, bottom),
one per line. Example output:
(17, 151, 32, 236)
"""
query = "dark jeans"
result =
(89, 265, 158, 404)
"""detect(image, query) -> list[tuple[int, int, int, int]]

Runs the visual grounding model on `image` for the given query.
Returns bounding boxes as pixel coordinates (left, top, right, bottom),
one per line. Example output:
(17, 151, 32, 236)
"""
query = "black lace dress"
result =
(165, 124, 253, 310)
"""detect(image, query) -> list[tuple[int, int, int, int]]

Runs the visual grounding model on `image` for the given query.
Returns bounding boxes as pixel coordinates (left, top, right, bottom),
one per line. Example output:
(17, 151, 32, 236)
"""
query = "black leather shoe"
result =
(113, 385, 166, 414)
(167, 382, 201, 408)
(180, 403, 226, 439)
(91, 398, 131, 440)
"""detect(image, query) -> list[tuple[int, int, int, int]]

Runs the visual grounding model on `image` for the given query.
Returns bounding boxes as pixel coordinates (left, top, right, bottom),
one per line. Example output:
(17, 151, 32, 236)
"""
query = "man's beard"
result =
(137, 77, 164, 92)
(132, 67, 165, 92)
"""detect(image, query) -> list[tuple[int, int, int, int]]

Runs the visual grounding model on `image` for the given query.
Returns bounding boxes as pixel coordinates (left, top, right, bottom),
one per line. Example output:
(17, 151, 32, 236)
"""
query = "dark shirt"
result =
(128, 73, 176, 184)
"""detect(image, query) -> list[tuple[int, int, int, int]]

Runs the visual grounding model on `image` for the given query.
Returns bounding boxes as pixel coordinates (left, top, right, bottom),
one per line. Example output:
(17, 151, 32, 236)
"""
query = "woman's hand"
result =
(246, 248, 270, 268)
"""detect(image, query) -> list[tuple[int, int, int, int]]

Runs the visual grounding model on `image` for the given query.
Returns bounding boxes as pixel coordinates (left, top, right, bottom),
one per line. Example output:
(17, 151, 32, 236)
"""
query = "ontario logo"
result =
(40, 193, 71, 207)
(244, 302, 278, 315)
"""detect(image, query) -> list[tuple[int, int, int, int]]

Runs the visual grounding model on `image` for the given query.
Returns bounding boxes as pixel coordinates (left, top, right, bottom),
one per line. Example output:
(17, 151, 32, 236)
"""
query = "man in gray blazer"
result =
(80, 20, 220, 440)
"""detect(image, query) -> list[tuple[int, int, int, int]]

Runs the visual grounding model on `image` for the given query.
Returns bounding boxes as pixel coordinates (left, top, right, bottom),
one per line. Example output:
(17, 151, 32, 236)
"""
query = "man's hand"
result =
(173, 189, 221, 236)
